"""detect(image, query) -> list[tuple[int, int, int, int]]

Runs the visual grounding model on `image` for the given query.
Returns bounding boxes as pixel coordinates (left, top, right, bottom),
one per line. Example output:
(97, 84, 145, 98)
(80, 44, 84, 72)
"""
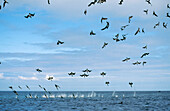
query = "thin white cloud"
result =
(18, 76, 38, 80)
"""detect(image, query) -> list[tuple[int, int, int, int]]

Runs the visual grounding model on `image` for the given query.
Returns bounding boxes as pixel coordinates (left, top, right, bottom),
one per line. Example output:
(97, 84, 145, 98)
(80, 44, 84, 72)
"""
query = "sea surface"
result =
(0, 91, 170, 111)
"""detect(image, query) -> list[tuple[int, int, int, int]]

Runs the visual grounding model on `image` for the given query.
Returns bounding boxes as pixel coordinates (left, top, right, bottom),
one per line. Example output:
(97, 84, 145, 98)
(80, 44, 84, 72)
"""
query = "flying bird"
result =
(134, 28, 140, 35)
(120, 36, 126, 41)
(129, 82, 133, 87)
(119, 0, 123, 5)
(57, 40, 64, 45)
(115, 33, 119, 38)
(9, 86, 13, 90)
(102, 42, 108, 49)
(88, 0, 97, 7)
(55, 84, 60, 90)
(122, 34, 128, 37)
(3, 0, 9, 8)
(0, 62, 1, 64)
(47, 76, 53, 81)
(80, 73, 89, 78)
(18, 86, 22, 89)
(163, 22, 168, 29)
(0, 5, 1, 10)
(113, 38, 120, 42)
(143, 45, 147, 49)
(101, 22, 109, 30)
(153, 11, 158, 17)
(144, 9, 148, 15)
(154, 22, 160, 28)
(39, 85, 42, 88)
(90, 30, 96, 35)
(26, 85, 30, 90)
(13, 90, 18, 95)
(166, 13, 170, 18)
(101, 17, 108, 23)
(24, 13, 35, 18)
(105, 82, 110, 86)
(128, 16, 133, 23)
(47, 0, 50, 4)
(84, 10, 87, 15)
(82, 69, 92, 73)
(100, 72, 106, 77)
(121, 25, 129, 31)
(146, 0, 152, 6)
(132, 61, 141, 65)
(36, 68, 42, 73)
(142, 28, 145, 33)
(142, 61, 147, 66)
(43, 87, 47, 92)
(68, 72, 76, 76)
(167, 4, 170, 9)
(122, 57, 130, 62)
(97, 0, 106, 4)
(141, 53, 149, 58)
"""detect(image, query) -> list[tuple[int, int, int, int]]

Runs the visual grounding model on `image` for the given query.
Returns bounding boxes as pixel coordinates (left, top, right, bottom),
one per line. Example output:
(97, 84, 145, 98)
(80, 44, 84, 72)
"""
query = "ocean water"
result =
(0, 91, 170, 111)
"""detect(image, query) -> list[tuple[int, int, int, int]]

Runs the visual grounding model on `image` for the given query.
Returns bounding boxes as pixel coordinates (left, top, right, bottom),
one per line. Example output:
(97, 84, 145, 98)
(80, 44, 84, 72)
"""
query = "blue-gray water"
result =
(0, 91, 170, 111)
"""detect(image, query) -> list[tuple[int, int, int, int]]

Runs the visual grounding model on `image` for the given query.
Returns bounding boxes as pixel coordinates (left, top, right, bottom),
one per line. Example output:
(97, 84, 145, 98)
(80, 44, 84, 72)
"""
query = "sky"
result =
(0, 0, 170, 91)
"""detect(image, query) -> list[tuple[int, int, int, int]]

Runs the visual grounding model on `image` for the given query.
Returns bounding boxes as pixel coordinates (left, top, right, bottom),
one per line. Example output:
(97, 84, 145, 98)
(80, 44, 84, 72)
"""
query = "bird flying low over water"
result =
(84, 10, 87, 15)
(47, 76, 53, 81)
(82, 69, 92, 73)
(80, 73, 89, 78)
(132, 61, 141, 65)
(57, 40, 64, 45)
(141, 53, 149, 58)
(153, 11, 158, 17)
(101, 17, 108, 23)
(24, 13, 35, 18)
(134, 28, 140, 35)
(146, 0, 152, 6)
(68, 72, 76, 76)
(55, 84, 60, 90)
(100, 72, 106, 77)
(142, 61, 147, 66)
(153, 22, 160, 28)
(9, 86, 13, 90)
(26, 85, 30, 90)
(13, 90, 18, 95)
(122, 57, 130, 62)
(88, 0, 97, 7)
(3, 0, 9, 8)
(105, 82, 110, 86)
(102, 42, 108, 49)
(119, 0, 123, 5)
(36, 68, 42, 73)
(18, 86, 22, 89)
(163, 22, 168, 29)
(129, 82, 133, 87)
(144, 9, 148, 15)
(101, 22, 109, 30)
(43, 87, 47, 92)
(143, 45, 147, 49)
(128, 16, 133, 23)
(166, 13, 170, 18)
(47, 0, 50, 4)
(90, 30, 96, 35)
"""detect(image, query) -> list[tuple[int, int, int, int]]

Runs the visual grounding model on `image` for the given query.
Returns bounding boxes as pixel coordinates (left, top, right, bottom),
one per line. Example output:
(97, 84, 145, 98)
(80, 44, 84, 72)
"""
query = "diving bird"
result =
(166, 13, 170, 18)
(47, 76, 53, 81)
(153, 11, 158, 17)
(144, 9, 148, 15)
(102, 42, 108, 49)
(84, 10, 87, 15)
(163, 22, 168, 29)
(142, 61, 147, 66)
(36, 68, 42, 73)
(141, 53, 149, 58)
(24, 13, 35, 18)
(142, 28, 145, 33)
(90, 30, 96, 35)
(167, 4, 170, 9)
(119, 0, 123, 5)
(18, 86, 22, 89)
(105, 82, 110, 86)
(9, 86, 13, 90)
(129, 82, 133, 87)
(153, 22, 160, 28)
(3, 0, 9, 8)
(101, 22, 109, 30)
(101, 17, 108, 23)
(80, 73, 89, 78)
(47, 0, 50, 4)
(113, 38, 120, 42)
(82, 69, 92, 73)
(88, 0, 97, 7)
(68, 72, 76, 76)
(26, 85, 30, 90)
(132, 61, 141, 65)
(100, 72, 106, 77)
(143, 45, 147, 49)
(146, 0, 152, 6)
(122, 57, 130, 62)
(55, 84, 60, 90)
(128, 16, 133, 23)
(57, 40, 64, 45)
(134, 28, 140, 35)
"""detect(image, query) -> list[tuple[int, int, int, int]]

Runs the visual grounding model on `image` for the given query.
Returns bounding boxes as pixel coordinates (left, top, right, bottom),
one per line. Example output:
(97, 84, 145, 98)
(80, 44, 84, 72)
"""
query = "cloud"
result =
(18, 76, 38, 80)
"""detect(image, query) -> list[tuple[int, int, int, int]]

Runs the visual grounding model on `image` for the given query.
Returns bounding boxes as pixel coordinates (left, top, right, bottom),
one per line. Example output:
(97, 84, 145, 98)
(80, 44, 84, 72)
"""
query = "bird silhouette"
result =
(39, 85, 42, 88)
(135, 28, 140, 35)
(48, 0, 50, 4)
(142, 61, 147, 66)
(120, 36, 126, 41)
(115, 33, 119, 38)
(80, 73, 89, 78)
(47, 76, 53, 81)
(102, 42, 108, 49)
(167, 4, 170, 9)
(128, 16, 133, 23)
(133, 61, 141, 65)
(26, 85, 30, 90)
(119, 0, 123, 5)
(55, 84, 60, 90)
(105, 82, 110, 86)
(101, 22, 109, 30)
(100, 72, 106, 77)
(24, 13, 35, 18)
(143, 45, 147, 49)
(154, 22, 160, 28)
(68, 72, 76, 76)
(13, 90, 18, 95)
(18, 86, 22, 89)
(88, 0, 97, 7)
(144, 9, 148, 15)
(146, 0, 152, 6)
(153, 11, 158, 17)
(142, 28, 145, 33)
(84, 10, 87, 15)
(0, 62, 1, 64)
(129, 82, 133, 87)
(121, 25, 129, 31)
(97, 0, 106, 4)
(122, 57, 130, 62)
(101, 17, 108, 23)
(0, 5, 1, 10)
(9, 86, 13, 90)
(163, 22, 168, 29)
(57, 40, 64, 45)
(166, 13, 170, 18)
(43, 87, 47, 92)
(3, 0, 8, 8)
(82, 69, 92, 73)
(36, 68, 42, 73)
(113, 38, 120, 42)
(90, 30, 96, 35)
(141, 53, 149, 58)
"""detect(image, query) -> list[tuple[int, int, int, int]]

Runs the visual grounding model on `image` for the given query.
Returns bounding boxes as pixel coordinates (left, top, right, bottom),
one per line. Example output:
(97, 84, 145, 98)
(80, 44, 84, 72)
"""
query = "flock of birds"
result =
(0, 0, 169, 98)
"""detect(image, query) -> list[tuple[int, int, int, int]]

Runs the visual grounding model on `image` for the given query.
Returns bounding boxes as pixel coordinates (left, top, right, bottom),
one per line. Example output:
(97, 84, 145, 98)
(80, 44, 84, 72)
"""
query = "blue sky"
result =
(0, 0, 170, 91)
